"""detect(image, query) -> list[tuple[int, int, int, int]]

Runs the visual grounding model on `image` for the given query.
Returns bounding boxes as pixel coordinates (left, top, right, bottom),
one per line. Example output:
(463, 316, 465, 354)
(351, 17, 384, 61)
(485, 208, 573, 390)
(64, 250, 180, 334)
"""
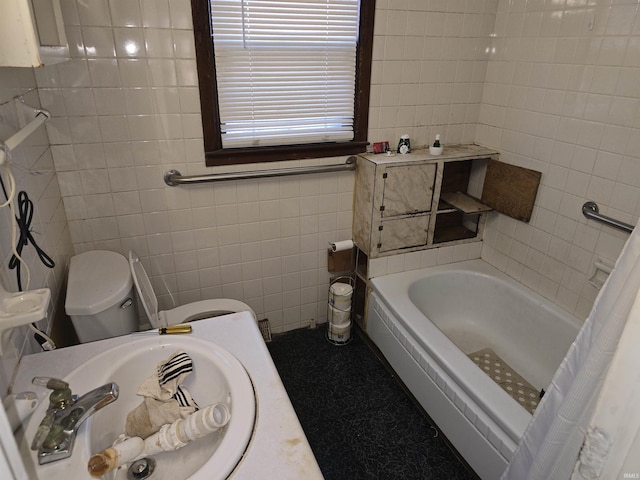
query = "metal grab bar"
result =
(582, 201, 634, 234)
(164, 156, 356, 186)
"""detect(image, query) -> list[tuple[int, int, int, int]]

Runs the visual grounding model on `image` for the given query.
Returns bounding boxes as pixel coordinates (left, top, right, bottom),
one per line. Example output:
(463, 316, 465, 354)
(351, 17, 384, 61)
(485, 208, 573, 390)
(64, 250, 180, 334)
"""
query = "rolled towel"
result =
(125, 350, 198, 439)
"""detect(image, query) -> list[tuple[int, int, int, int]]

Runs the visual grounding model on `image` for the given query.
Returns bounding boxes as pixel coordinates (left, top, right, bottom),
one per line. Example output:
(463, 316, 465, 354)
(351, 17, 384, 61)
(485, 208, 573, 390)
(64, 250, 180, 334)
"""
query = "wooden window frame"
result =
(190, 0, 376, 166)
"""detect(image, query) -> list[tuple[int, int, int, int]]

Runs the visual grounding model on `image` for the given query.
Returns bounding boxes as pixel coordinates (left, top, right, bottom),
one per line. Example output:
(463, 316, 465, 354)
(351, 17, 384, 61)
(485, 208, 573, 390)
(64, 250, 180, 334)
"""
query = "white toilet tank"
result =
(65, 250, 139, 343)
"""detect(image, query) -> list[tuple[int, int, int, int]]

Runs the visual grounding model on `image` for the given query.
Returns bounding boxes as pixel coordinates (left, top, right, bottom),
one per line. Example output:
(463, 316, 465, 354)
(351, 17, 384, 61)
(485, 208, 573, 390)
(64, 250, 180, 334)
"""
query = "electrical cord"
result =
(0, 163, 56, 351)
(0, 163, 29, 289)
(8, 191, 56, 291)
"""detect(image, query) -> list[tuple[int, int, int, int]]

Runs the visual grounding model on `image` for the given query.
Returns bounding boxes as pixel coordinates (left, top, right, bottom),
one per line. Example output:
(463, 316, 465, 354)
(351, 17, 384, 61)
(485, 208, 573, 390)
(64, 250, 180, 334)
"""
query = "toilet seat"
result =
(160, 299, 258, 325)
(128, 251, 256, 329)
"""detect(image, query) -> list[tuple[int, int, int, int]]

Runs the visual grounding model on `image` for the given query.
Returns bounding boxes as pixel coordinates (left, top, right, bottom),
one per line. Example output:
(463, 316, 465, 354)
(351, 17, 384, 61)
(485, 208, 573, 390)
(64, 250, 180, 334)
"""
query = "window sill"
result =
(205, 141, 369, 167)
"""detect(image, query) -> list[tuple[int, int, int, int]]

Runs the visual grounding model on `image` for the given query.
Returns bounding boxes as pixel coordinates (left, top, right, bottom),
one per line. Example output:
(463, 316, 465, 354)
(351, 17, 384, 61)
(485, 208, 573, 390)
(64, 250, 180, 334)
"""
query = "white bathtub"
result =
(366, 259, 581, 480)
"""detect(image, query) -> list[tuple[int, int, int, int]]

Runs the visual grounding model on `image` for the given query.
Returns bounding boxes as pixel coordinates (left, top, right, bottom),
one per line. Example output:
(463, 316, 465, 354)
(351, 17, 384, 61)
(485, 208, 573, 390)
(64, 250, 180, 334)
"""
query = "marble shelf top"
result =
(361, 143, 499, 165)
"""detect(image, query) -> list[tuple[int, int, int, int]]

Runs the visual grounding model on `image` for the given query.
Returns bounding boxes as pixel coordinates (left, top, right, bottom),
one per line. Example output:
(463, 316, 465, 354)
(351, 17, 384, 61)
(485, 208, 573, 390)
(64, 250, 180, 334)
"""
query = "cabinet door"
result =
(378, 215, 430, 252)
(381, 164, 436, 217)
(0, 0, 69, 67)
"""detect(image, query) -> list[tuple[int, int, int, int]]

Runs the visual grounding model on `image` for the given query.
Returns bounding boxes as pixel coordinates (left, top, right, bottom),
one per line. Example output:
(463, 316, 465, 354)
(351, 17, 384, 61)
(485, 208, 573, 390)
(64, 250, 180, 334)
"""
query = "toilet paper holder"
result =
(327, 240, 356, 274)
(327, 276, 355, 345)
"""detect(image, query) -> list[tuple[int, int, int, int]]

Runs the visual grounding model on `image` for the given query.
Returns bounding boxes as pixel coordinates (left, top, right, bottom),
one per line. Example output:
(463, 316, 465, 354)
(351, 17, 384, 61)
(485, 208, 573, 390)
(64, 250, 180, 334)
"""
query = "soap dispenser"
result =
(429, 134, 443, 155)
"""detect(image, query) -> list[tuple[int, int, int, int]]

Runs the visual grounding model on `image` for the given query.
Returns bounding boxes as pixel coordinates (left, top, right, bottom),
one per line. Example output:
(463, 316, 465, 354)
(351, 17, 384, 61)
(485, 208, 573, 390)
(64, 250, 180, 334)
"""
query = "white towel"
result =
(125, 350, 198, 439)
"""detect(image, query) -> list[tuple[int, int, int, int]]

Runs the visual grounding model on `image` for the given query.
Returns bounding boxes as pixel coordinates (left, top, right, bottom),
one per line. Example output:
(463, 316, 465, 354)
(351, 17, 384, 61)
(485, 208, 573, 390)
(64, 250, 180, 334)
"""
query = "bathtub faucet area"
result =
(30, 377, 118, 465)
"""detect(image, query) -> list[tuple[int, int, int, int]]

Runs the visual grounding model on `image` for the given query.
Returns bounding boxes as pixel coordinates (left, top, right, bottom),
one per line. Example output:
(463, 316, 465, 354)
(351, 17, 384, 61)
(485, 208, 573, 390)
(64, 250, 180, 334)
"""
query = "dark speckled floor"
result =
(267, 325, 478, 480)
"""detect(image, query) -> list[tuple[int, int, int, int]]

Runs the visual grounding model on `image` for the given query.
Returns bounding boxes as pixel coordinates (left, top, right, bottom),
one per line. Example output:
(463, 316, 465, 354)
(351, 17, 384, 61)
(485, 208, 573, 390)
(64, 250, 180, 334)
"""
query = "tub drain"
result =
(468, 348, 540, 414)
(127, 458, 156, 480)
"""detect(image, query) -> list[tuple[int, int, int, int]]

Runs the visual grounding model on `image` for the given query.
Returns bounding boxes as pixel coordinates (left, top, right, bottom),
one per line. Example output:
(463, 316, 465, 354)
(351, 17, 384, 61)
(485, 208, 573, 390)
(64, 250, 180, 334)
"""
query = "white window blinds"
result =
(210, 0, 361, 148)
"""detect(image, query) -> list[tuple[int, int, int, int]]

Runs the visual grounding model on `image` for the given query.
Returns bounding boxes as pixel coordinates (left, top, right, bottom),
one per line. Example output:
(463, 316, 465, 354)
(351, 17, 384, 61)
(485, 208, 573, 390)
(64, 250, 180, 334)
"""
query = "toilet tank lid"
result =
(65, 250, 134, 316)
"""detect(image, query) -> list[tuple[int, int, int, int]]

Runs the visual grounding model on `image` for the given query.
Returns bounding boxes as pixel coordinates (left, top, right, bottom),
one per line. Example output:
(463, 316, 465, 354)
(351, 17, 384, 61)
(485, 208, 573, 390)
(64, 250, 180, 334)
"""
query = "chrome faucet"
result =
(30, 377, 119, 465)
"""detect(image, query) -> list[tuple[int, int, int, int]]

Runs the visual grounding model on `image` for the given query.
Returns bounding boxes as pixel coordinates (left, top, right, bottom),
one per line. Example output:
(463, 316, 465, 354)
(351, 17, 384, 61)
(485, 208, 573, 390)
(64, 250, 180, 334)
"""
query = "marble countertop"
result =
(11, 312, 323, 479)
(361, 143, 499, 165)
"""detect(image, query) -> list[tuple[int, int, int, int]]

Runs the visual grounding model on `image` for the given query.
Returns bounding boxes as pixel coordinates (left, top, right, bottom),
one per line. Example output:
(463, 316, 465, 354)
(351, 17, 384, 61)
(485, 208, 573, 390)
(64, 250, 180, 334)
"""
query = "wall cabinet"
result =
(350, 144, 498, 329)
(0, 0, 69, 67)
(353, 144, 499, 259)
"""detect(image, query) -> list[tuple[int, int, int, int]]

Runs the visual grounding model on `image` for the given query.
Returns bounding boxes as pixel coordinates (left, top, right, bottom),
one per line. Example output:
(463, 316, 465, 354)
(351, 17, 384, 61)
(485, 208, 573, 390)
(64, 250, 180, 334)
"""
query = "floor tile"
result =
(268, 326, 478, 480)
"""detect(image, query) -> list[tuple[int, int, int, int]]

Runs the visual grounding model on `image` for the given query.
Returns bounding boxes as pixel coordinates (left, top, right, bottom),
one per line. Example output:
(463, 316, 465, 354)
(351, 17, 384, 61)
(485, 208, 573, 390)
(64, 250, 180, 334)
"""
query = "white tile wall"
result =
(35, 0, 356, 334)
(476, 0, 640, 319)
(368, 242, 483, 279)
(369, 0, 498, 149)
(0, 70, 73, 396)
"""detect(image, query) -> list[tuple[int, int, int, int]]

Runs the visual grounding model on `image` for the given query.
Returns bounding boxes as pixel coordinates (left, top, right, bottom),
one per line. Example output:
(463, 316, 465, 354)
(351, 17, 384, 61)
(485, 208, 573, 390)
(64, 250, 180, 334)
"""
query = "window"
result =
(191, 0, 375, 166)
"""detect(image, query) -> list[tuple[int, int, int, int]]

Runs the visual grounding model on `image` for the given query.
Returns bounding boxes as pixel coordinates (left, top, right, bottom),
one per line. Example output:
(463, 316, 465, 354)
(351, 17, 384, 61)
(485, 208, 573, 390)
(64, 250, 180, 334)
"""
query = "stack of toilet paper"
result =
(328, 282, 353, 342)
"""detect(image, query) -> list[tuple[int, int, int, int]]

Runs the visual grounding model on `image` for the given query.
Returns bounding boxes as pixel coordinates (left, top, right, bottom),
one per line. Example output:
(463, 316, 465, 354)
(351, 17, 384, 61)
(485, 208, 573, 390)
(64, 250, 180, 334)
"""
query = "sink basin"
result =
(18, 335, 256, 480)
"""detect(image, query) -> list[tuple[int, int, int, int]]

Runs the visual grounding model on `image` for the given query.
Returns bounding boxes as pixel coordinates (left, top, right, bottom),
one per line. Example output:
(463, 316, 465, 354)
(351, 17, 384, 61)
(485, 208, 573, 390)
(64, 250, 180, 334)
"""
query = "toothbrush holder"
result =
(429, 145, 443, 156)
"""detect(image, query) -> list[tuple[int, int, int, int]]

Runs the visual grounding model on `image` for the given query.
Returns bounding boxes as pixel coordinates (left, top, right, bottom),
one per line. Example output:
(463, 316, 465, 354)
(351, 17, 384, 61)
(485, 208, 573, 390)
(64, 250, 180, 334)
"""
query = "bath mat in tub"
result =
(468, 348, 541, 414)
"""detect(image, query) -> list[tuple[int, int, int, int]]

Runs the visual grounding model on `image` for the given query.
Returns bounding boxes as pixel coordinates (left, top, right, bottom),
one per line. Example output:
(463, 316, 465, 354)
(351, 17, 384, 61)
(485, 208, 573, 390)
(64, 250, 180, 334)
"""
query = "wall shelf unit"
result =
(353, 144, 499, 259)
(351, 144, 499, 329)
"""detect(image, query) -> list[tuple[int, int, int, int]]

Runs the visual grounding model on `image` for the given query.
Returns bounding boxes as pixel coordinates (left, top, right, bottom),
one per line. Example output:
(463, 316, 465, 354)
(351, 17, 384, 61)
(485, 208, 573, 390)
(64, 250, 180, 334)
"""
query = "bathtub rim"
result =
(369, 258, 582, 445)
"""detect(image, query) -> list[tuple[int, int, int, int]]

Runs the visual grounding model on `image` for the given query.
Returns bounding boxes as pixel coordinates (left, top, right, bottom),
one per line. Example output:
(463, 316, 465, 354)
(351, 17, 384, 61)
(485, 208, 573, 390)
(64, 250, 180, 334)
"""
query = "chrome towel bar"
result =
(164, 156, 357, 186)
(582, 201, 634, 234)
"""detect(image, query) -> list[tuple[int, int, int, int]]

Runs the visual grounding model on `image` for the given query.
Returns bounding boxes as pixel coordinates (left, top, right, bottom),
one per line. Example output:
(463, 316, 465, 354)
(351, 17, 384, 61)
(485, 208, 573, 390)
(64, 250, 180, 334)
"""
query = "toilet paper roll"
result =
(330, 240, 354, 252)
(329, 282, 353, 310)
(328, 321, 351, 343)
(328, 305, 351, 326)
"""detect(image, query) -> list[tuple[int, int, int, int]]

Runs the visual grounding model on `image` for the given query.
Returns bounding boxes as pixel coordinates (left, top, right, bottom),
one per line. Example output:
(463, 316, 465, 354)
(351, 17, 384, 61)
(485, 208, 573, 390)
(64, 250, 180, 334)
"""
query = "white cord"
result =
(28, 324, 56, 351)
(0, 161, 15, 207)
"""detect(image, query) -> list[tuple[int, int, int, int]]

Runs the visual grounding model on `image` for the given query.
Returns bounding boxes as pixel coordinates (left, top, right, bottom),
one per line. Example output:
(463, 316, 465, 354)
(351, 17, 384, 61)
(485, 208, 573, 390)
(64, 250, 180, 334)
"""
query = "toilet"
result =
(65, 250, 256, 343)
(65, 250, 139, 343)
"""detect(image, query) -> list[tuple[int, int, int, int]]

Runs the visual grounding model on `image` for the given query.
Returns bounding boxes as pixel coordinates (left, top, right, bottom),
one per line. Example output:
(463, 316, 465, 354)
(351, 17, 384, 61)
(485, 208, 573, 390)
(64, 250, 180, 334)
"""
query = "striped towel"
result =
(157, 351, 199, 410)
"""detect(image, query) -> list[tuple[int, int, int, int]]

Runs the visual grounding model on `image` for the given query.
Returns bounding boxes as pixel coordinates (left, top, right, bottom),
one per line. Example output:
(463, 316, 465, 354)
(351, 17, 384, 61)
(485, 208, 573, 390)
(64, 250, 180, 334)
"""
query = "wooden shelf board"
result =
(440, 191, 492, 214)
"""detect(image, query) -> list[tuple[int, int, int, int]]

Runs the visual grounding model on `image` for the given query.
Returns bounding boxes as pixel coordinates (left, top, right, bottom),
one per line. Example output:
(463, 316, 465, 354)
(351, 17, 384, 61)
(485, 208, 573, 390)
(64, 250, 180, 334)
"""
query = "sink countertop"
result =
(12, 312, 323, 480)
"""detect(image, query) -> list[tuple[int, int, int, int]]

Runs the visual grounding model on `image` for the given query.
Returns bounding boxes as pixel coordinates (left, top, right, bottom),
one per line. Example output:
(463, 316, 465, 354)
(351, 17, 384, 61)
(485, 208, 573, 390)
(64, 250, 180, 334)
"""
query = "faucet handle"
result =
(32, 377, 68, 390)
(30, 411, 54, 451)
(32, 377, 73, 409)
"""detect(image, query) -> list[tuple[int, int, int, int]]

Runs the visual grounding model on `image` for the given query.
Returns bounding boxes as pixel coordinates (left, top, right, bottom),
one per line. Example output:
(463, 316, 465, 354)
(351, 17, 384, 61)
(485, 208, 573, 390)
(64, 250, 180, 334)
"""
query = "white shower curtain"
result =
(503, 223, 640, 480)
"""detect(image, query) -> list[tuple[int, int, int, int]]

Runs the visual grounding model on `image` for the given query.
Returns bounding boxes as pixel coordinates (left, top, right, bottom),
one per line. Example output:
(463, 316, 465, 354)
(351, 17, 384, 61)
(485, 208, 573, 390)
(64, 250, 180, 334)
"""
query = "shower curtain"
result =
(503, 223, 640, 480)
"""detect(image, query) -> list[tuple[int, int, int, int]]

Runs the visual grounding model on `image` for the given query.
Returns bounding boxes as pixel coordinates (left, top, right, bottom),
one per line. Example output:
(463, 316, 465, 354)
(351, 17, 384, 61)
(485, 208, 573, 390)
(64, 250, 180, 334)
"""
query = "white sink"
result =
(18, 335, 256, 480)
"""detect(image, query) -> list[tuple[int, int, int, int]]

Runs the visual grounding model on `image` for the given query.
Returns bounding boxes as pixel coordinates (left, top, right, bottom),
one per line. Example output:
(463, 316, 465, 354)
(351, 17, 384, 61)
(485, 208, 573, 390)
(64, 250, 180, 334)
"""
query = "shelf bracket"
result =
(0, 98, 50, 165)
